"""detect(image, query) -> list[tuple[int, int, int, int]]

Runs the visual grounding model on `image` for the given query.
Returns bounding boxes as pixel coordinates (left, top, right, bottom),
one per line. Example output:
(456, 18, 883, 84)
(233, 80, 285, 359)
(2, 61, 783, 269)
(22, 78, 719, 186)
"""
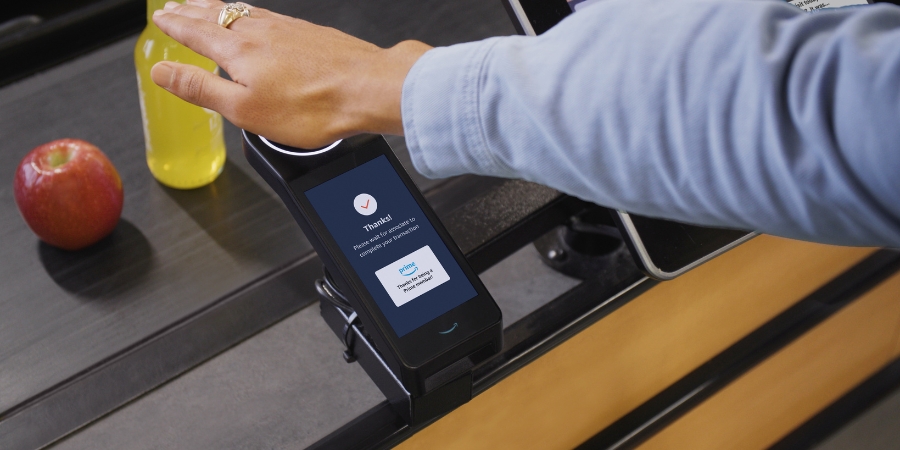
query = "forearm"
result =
(403, 0, 900, 246)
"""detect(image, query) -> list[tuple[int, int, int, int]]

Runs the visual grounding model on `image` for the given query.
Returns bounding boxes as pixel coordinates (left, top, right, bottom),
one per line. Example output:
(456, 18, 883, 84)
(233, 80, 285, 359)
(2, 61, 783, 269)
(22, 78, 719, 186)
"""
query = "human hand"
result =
(150, 0, 431, 149)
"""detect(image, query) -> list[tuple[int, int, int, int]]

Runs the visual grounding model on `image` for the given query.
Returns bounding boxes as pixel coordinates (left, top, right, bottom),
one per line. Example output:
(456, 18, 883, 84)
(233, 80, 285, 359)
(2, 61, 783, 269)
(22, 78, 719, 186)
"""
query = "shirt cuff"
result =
(401, 38, 507, 179)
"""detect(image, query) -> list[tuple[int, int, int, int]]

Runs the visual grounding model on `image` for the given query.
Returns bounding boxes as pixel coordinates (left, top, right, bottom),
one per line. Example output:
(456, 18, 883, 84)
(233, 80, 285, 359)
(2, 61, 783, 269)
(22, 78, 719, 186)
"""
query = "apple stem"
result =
(46, 151, 71, 169)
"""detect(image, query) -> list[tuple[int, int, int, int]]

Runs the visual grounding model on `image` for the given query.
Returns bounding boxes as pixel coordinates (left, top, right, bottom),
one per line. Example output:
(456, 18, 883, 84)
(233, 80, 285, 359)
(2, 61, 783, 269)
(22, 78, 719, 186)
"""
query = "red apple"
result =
(14, 139, 124, 251)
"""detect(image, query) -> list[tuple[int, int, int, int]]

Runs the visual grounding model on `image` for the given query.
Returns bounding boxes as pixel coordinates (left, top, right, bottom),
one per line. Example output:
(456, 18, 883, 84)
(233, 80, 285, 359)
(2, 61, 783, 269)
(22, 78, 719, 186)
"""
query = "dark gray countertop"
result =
(0, 34, 310, 418)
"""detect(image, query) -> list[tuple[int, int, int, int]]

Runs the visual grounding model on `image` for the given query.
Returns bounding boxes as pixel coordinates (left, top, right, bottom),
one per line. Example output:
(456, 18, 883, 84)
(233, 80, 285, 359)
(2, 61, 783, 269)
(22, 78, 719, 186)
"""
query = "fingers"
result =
(162, 1, 219, 23)
(185, 0, 226, 8)
(153, 9, 235, 62)
(150, 61, 248, 118)
(175, 0, 284, 24)
(194, 0, 294, 25)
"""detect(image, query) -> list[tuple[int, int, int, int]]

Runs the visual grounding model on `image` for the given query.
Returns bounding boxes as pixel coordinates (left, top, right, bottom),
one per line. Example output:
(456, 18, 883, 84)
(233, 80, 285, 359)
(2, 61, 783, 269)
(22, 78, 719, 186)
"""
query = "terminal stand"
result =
(315, 269, 475, 427)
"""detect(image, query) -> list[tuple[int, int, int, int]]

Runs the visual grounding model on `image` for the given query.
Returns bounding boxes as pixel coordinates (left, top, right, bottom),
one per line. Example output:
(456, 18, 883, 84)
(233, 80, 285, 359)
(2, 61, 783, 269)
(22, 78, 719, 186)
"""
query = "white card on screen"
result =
(375, 245, 451, 307)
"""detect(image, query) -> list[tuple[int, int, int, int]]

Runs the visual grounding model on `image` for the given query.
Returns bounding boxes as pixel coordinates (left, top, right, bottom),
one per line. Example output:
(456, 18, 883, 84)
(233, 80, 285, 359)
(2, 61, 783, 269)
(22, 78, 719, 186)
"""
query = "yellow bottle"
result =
(135, 0, 226, 189)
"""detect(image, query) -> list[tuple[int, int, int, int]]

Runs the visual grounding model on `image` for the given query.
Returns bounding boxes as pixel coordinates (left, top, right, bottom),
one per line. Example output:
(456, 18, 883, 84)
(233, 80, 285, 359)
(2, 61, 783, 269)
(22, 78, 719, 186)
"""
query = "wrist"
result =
(346, 40, 431, 137)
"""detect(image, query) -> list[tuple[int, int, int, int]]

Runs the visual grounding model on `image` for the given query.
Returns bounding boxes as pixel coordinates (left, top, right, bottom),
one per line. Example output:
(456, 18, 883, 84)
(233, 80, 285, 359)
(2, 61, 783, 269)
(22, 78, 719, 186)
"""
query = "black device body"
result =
(501, 0, 755, 280)
(242, 132, 502, 397)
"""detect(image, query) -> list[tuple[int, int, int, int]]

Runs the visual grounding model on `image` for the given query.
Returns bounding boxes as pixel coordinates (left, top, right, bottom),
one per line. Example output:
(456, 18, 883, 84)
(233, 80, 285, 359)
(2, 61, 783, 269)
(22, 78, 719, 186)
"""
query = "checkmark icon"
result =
(354, 193, 377, 216)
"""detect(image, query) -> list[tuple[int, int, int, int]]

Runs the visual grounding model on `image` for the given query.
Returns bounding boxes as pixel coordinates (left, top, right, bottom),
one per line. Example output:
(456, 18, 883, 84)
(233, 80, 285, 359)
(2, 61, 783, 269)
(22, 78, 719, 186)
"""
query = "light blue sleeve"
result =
(401, 0, 900, 247)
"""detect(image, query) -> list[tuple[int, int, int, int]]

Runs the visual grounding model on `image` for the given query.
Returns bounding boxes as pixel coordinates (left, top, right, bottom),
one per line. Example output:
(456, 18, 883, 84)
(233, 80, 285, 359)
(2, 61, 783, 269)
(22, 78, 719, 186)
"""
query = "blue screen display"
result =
(305, 156, 477, 337)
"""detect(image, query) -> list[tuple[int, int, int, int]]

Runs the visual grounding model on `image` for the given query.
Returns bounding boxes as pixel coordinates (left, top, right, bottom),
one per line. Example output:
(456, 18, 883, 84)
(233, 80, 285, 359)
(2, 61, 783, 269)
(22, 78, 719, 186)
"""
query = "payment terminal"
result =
(242, 132, 502, 422)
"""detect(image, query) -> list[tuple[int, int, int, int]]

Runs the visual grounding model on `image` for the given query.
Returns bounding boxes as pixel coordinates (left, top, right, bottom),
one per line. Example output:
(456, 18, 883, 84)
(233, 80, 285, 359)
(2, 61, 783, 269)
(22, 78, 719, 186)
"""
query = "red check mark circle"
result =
(354, 193, 377, 216)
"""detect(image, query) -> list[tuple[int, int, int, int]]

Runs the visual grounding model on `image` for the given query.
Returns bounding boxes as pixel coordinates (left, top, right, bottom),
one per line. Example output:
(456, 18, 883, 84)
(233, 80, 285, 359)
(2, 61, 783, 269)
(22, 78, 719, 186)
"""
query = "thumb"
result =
(150, 61, 242, 115)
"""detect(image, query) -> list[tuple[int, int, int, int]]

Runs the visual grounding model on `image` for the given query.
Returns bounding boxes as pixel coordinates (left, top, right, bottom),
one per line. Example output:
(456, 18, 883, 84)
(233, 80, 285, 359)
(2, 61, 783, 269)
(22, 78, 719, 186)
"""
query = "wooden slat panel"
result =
(640, 272, 900, 450)
(398, 237, 873, 450)
(892, 302, 900, 359)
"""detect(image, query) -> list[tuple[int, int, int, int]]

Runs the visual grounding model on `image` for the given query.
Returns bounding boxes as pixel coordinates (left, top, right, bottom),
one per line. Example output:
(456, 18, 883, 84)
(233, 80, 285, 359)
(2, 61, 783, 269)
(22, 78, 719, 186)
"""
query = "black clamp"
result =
(314, 274, 360, 363)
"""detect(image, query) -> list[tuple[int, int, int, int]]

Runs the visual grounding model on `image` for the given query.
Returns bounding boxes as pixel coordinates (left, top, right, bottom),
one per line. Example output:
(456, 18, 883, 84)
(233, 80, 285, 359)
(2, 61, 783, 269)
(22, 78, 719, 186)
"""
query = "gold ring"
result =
(218, 3, 250, 28)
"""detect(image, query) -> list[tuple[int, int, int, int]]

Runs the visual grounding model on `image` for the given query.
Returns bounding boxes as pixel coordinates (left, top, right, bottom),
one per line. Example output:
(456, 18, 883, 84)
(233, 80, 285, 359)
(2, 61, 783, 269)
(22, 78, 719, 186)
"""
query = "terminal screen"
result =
(305, 156, 477, 337)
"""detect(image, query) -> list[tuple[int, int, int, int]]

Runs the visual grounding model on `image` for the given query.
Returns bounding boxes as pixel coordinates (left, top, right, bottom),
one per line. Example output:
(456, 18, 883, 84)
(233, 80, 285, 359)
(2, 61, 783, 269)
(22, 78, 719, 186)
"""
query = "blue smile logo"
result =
(399, 262, 418, 276)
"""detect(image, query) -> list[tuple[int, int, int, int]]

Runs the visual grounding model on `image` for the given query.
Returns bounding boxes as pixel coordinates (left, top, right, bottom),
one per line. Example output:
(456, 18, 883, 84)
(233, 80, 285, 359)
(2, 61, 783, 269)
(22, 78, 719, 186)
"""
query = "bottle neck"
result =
(147, 0, 178, 24)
